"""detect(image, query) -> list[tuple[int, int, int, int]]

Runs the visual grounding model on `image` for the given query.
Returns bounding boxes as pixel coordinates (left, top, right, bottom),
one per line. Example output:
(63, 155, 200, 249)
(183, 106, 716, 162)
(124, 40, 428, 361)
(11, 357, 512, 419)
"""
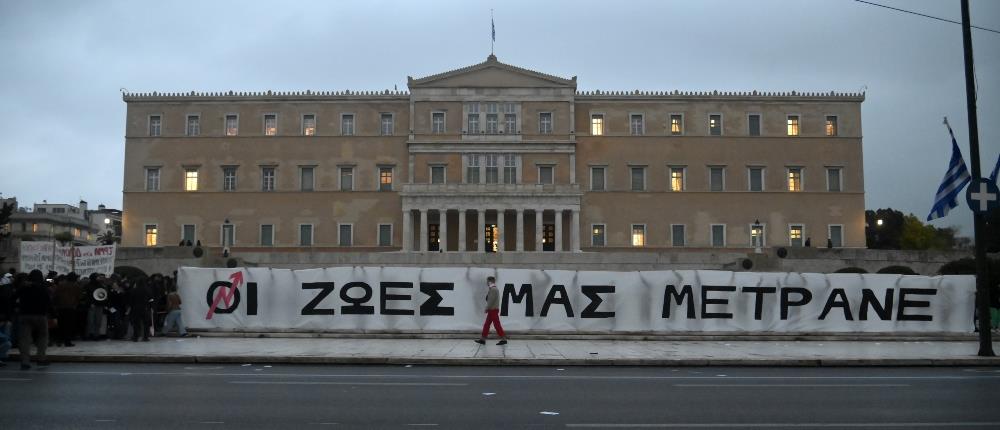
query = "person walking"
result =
(128, 277, 152, 342)
(160, 286, 187, 337)
(15, 270, 53, 370)
(475, 276, 508, 345)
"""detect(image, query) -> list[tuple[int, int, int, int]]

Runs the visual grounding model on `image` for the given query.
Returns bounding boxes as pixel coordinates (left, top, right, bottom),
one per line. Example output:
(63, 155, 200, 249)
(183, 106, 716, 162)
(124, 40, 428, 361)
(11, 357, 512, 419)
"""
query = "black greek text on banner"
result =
(177, 267, 976, 333)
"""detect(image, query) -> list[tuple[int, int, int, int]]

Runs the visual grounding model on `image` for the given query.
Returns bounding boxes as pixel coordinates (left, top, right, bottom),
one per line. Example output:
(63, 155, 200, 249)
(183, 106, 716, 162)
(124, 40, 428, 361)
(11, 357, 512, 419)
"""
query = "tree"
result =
(53, 231, 74, 245)
(97, 230, 119, 245)
(899, 214, 958, 250)
(865, 208, 904, 249)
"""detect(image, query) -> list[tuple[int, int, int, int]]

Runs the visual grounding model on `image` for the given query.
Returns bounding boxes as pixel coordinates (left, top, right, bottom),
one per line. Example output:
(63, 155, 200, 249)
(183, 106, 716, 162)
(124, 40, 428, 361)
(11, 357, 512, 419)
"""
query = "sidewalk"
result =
(10, 335, 1000, 366)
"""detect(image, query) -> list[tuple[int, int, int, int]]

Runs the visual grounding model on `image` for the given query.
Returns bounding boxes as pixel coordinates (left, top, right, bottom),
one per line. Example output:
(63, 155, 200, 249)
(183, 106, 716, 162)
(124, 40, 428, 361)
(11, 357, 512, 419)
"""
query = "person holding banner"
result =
(475, 276, 508, 346)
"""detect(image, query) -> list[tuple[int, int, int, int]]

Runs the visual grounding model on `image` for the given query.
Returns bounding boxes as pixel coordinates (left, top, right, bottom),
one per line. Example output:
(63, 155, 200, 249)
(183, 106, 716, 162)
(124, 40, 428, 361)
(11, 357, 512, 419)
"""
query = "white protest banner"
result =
(178, 267, 976, 334)
(20, 242, 116, 277)
(64, 245, 116, 277)
(19, 242, 54, 273)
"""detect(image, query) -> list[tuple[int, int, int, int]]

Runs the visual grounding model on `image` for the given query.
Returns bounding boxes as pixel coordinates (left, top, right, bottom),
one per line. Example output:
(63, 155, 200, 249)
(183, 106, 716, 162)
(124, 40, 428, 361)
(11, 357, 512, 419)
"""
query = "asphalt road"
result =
(1, 364, 999, 429)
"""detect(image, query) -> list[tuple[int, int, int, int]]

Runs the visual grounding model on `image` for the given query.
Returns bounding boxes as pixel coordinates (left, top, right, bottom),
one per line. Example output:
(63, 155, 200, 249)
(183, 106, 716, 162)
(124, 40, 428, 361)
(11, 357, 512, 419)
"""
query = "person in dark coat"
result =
(53, 272, 82, 347)
(15, 270, 53, 370)
(128, 277, 153, 342)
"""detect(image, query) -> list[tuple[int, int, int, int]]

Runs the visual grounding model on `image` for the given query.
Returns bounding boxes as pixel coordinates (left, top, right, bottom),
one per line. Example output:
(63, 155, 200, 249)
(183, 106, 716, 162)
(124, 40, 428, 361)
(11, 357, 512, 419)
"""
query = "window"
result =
(750, 223, 766, 248)
(184, 168, 198, 191)
(260, 224, 274, 246)
(145, 168, 160, 191)
(300, 166, 314, 191)
(670, 167, 685, 191)
(670, 114, 683, 135)
(340, 167, 354, 191)
(341, 114, 354, 135)
(380, 113, 393, 136)
(221, 223, 235, 247)
(504, 113, 517, 134)
(223, 167, 237, 191)
(144, 224, 157, 246)
(486, 154, 499, 184)
(749, 114, 761, 136)
(503, 155, 516, 184)
(53, 208, 65, 214)
(225, 114, 239, 136)
(709, 114, 722, 135)
(788, 167, 803, 192)
(432, 112, 445, 133)
(592, 224, 606, 247)
(827, 167, 842, 192)
(829, 225, 844, 248)
(790, 225, 804, 247)
(186, 115, 200, 136)
(630, 114, 644, 135)
(630, 167, 645, 191)
(378, 224, 392, 246)
(671, 224, 686, 247)
(379, 167, 393, 191)
(32, 223, 38, 233)
(149, 115, 161, 137)
(631, 224, 646, 247)
(711, 224, 726, 247)
(539, 112, 552, 134)
(182, 224, 196, 244)
(826, 116, 838, 136)
(339, 224, 353, 246)
(430, 165, 445, 184)
(264, 114, 277, 136)
(429, 223, 440, 251)
(591, 167, 606, 191)
(300, 224, 313, 246)
(591, 114, 604, 136)
(748, 167, 764, 192)
(302, 114, 316, 136)
(466, 154, 480, 184)
(262, 167, 275, 191)
(486, 113, 499, 134)
(36, 208, 46, 214)
(467, 103, 480, 133)
(542, 224, 555, 251)
(709, 166, 725, 191)
(787, 115, 800, 136)
(538, 165, 554, 184)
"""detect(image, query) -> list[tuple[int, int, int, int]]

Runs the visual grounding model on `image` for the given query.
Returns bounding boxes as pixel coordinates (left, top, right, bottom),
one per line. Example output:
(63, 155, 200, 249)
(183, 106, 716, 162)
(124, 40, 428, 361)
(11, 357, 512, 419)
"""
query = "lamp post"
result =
(752, 219, 762, 254)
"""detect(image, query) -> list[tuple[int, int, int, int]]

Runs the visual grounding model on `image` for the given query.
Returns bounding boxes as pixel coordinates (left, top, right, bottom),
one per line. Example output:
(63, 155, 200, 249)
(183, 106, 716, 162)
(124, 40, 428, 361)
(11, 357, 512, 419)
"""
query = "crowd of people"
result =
(0, 268, 187, 370)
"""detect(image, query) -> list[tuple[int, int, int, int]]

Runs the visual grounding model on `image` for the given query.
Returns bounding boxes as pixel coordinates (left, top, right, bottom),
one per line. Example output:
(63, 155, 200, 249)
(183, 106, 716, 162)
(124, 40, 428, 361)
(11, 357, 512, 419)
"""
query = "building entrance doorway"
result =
(542, 224, 555, 251)
(485, 224, 498, 252)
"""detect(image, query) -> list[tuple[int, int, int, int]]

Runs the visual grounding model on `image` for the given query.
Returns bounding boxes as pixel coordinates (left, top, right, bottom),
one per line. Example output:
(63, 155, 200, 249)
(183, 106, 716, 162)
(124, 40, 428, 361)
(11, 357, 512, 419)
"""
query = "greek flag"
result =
(491, 16, 495, 42)
(926, 118, 971, 221)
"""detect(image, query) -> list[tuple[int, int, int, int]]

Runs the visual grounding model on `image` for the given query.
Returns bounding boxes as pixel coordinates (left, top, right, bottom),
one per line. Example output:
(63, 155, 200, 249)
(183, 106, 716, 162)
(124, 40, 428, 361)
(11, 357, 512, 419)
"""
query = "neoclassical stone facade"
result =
(121, 55, 865, 252)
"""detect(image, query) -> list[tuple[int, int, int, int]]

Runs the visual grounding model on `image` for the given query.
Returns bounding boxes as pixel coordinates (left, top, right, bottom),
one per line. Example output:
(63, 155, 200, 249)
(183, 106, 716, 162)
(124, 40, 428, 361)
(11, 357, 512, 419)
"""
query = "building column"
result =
(535, 209, 544, 252)
(477, 209, 485, 253)
(571, 208, 580, 252)
(516, 209, 524, 252)
(497, 209, 505, 253)
(402, 209, 412, 252)
(458, 209, 467, 252)
(555, 209, 563, 252)
(419, 209, 428, 252)
(439, 209, 448, 252)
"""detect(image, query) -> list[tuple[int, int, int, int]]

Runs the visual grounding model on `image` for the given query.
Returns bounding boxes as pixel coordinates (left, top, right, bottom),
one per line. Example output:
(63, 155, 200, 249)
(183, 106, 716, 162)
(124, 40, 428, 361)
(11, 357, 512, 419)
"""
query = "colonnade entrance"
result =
(401, 207, 580, 252)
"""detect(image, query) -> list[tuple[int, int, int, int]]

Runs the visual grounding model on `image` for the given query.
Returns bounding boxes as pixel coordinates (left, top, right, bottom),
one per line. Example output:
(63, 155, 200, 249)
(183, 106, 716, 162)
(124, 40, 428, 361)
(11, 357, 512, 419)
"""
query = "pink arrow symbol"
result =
(206, 271, 244, 320)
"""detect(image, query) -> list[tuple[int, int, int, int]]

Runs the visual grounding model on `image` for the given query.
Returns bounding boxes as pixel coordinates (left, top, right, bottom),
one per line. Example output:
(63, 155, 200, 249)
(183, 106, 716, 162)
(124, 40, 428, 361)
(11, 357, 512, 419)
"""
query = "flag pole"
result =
(491, 9, 495, 55)
(960, 0, 994, 356)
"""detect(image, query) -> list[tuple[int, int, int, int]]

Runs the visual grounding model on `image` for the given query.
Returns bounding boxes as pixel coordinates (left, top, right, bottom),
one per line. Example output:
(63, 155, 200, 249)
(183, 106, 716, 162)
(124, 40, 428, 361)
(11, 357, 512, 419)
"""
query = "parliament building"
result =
(121, 55, 865, 253)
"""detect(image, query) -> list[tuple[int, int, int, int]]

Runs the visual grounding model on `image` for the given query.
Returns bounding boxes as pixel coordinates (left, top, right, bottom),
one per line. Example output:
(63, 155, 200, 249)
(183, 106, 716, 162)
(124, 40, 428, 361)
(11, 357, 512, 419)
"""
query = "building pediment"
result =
(408, 54, 576, 89)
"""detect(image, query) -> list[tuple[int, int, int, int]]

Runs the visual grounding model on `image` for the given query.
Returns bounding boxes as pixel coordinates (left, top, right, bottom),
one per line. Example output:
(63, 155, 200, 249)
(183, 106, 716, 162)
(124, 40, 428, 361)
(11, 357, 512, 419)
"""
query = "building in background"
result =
(5, 198, 122, 245)
(121, 55, 865, 252)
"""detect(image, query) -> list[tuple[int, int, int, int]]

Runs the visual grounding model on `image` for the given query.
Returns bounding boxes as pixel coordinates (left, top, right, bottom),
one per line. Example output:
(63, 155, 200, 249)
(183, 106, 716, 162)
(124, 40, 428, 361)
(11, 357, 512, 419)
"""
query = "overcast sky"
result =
(1, 0, 998, 236)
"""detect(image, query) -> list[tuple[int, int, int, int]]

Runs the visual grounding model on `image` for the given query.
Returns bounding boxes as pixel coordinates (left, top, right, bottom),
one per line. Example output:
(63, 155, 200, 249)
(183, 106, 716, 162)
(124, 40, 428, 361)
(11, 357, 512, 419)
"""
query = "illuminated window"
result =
(827, 167, 842, 192)
(748, 167, 764, 191)
(711, 224, 726, 247)
(670, 167, 685, 191)
(750, 224, 766, 248)
(591, 114, 604, 136)
(380, 113, 393, 136)
(144, 224, 158, 246)
(538, 165, 554, 184)
(264, 114, 277, 136)
(379, 167, 393, 191)
(223, 167, 237, 191)
(261, 167, 275, 191)
(145, 168, 160, 191)
(592, 224, 606, 247)
(341, 114, 354, 135)
(749, 114, 761, 136)
(709, 114, 722, 135)
(672, 224, 686, 247)
(73, 228, 81, 237)
(184, 168, 198, 191)
(790, 225, 804, 247)
(539, 112, 552, 134)
(186, 115, 200, 136)
(340, 167, 354, 191)
(149, 115, 161, 136)
(787, 115, 800, 136)
(709, 166, 725, 191)
(670, 114, 682, 135)
(32, 223, 38, 233)
(466, 155, 480, 184)
(432, 112, 445, 133)
(226, 115, 238, 136)
(630, 114, 644, 135)
(826, 116, 838, 136)
(503, 155, 516, 184)
(591, 167, 605, 191)
(303, 114, 316, 136)
(631, 224, 646, 247)
(787, 167, 803, 191)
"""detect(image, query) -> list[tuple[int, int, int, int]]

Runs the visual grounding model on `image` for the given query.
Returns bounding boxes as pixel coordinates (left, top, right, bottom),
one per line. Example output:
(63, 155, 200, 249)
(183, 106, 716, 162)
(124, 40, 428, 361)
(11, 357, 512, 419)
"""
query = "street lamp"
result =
(876, 218, 883, 227)
(752, 219, 763, 254)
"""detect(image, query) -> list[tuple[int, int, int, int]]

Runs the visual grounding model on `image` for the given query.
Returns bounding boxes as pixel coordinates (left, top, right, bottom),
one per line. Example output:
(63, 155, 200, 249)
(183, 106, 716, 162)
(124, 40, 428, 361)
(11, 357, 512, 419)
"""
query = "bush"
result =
(834, 267, 868, 273)
(876, 265, 917, 275)
(938, 258, 977, 275)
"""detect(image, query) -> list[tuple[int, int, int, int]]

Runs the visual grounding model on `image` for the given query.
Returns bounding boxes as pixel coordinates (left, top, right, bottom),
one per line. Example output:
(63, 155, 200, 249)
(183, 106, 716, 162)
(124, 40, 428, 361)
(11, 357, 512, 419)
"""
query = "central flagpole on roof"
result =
(491, 9, 495, 55)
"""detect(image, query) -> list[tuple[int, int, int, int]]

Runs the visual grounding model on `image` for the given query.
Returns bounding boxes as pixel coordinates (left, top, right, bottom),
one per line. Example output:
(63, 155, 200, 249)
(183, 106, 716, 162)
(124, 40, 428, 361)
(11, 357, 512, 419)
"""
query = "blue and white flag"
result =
(927, 117, 972, 221)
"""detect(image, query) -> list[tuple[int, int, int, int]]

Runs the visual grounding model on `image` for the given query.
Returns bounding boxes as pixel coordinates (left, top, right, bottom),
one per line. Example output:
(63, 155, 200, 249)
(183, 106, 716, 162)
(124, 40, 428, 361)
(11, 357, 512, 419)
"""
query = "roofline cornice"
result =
(408, 54, 576, 88)
(575, 89, 865, 102)
(122, 89, 410, 103)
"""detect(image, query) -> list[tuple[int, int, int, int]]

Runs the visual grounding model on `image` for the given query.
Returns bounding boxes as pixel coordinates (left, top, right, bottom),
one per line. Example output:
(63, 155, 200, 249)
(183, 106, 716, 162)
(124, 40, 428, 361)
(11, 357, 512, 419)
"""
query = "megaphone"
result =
(93, 287, 108, 302)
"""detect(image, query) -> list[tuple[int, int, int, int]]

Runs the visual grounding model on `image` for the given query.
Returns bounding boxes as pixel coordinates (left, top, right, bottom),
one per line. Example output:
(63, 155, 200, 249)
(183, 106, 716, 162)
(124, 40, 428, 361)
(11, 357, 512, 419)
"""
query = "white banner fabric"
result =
(19, 242, 116, 277)
(178, 267, 976, 333)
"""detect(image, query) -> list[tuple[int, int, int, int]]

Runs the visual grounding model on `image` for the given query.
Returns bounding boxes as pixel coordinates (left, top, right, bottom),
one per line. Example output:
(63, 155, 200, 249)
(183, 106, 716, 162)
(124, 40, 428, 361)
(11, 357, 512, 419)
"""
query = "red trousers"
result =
(481, 309, 505, 338)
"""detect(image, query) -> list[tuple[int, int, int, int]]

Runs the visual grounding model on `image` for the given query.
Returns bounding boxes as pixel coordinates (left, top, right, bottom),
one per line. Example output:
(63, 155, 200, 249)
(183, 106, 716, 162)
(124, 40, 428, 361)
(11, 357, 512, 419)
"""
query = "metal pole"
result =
(960, 0, 994, 356)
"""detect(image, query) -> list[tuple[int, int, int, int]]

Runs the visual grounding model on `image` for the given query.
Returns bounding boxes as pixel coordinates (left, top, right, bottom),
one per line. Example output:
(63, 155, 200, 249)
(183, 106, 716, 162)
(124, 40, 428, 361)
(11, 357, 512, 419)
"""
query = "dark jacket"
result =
(128, 284, 153, 314)
(15, 281, 53, 316)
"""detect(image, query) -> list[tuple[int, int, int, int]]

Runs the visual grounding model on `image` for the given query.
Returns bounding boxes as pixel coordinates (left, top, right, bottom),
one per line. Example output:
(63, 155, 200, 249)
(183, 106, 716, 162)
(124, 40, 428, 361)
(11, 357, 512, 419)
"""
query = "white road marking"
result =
(482, 392, 496, 396)
(674, 384, 910, 388)
(541, 411, 560, 415)
(566, 423, 1000, 428)
(229, 381, 467, 386)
